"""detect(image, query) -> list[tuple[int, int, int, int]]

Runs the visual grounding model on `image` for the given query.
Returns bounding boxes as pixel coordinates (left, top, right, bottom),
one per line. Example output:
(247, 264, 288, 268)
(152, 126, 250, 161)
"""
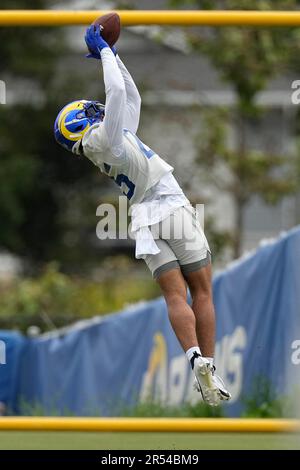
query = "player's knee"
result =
(164, 289, 187, 308)
(186, 273, 212, 300)
(191, 287, 212, 305)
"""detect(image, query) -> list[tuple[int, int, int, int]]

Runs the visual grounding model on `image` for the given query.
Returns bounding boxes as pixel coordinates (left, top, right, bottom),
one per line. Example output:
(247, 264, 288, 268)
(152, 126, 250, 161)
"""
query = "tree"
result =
(170, 0, 300, 257)
(0, 0, 107, 266)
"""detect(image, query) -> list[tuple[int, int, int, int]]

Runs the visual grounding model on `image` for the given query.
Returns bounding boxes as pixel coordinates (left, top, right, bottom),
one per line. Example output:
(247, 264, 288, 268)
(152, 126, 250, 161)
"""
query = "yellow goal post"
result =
(0, 417, 300, 433)
(0, 10, 300, 27)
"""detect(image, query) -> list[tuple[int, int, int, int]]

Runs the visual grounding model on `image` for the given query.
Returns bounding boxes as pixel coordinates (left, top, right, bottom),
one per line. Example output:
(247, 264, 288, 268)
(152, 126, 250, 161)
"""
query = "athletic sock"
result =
(186, 346, 201, 370)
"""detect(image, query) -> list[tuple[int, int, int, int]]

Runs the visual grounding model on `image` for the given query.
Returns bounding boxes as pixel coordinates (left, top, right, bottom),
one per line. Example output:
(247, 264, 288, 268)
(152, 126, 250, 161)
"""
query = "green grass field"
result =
(0, 432, 299, 450)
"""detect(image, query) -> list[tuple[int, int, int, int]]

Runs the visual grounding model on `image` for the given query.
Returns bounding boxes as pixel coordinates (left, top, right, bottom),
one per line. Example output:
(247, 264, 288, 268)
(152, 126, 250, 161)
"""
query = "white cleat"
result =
(193, 357, 221, 407)
(212, 373, 231, 401)
(193, 363, 231, 404)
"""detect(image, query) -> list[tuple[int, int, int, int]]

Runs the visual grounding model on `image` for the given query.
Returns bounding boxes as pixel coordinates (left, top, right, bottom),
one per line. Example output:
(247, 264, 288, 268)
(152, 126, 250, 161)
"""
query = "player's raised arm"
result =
(85, 26, 126, 157)
(116, 55, 141, 134)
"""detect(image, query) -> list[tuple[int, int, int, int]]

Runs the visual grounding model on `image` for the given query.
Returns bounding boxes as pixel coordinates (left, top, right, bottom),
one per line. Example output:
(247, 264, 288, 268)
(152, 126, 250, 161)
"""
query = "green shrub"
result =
(13, 378, 297, 418)
(242, 376, 294, 418)
(15, 398, 224, 418)
(122, 400, 224, 418)
(0, 262, 160, 332)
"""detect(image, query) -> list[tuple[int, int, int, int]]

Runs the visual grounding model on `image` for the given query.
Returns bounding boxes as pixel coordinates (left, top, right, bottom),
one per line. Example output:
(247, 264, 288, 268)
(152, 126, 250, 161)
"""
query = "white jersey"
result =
(82, 49, 173, 205)
(81, 48, 189, 258)
(83, 123, 173, 205)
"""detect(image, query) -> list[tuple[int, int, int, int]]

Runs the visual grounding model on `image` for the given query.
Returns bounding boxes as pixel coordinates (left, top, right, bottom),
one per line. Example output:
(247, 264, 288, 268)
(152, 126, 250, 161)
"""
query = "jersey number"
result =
(102, 130, 155, 200)
(103, 163, 135, 200)
(115, 174, 135, 200)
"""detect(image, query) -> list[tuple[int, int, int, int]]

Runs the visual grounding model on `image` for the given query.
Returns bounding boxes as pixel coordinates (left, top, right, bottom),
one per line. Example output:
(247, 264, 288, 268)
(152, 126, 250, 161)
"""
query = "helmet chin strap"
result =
(72, 140, 82, 155)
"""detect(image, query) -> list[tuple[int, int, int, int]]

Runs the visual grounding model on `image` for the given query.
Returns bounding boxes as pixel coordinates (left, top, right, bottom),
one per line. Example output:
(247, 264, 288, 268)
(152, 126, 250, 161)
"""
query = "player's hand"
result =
(85, 25, 109, 59)
(85, 25, 101, 59)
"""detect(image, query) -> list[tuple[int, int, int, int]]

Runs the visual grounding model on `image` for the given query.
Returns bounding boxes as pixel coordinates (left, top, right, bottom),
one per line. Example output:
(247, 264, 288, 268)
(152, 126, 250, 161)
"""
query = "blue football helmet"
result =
(54, 100, 105, 153)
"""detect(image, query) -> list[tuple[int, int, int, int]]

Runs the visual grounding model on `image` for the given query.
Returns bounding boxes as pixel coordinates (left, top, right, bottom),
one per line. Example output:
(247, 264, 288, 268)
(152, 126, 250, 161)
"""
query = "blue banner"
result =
(1, 227, 300, 416)
(0, 331, 26, 413)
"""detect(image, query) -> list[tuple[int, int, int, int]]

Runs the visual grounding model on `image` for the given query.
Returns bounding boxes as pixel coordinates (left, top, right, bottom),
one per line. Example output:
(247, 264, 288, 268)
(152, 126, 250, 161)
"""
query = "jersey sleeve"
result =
(116, 55, 141, 134)
(100, 48, 126, 157)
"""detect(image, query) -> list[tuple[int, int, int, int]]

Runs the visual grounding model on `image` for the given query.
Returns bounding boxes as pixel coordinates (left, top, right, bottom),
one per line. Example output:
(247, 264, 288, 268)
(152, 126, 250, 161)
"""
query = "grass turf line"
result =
(0, 432, 299, 450)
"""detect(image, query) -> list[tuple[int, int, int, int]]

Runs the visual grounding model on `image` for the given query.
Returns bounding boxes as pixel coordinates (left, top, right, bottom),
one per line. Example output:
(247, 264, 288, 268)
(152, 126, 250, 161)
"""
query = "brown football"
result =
(92, 12, 121, 48)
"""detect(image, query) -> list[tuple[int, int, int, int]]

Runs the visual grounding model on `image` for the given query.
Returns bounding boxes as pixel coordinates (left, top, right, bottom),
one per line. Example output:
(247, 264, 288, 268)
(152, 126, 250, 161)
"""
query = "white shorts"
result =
(144, 205, 211, 279)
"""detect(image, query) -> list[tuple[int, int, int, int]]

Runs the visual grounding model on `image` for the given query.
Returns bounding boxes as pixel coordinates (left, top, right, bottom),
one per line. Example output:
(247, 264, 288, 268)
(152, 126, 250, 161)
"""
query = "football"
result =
(92, 12, 121, 48)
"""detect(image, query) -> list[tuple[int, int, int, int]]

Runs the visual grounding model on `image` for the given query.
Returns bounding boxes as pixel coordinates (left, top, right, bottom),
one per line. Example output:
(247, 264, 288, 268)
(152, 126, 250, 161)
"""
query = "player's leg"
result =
(183, 264, 231, 402)
(145, 217, 220, 405)
(156, 268, 199, 352)
(165, 206, 231, 403)
(144, 238, 199, 352)
(163, 206, 215, 356)
(183, 261, 215, 358)
(156, 268, 224, 405)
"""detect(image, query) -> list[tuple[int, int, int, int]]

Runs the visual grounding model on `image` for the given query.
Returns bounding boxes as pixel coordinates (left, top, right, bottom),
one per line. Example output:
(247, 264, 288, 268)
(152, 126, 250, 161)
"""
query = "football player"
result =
(54, 25, 231, 406)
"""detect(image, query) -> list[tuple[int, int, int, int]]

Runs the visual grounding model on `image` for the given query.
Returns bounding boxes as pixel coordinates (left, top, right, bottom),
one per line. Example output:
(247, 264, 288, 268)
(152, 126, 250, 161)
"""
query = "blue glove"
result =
(85, 26, 101, 59)
(85, 25, 109, 60)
